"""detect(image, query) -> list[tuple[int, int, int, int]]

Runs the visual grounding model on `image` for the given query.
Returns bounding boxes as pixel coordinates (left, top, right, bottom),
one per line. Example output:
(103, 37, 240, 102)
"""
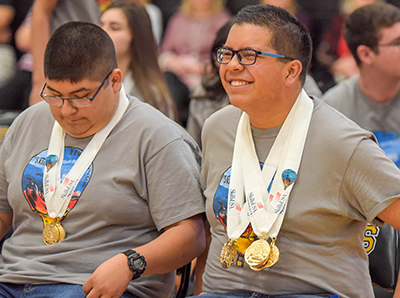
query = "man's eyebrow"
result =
(46, 85, 91, 95)
(222, 46, 258, 51)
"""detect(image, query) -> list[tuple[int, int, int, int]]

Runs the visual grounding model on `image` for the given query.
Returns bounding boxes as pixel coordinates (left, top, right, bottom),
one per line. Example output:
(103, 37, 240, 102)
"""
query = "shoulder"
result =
(204, 105, 241, 130)
(310, 98, 374, 149)
(202, 105, 241, 145)
(321, 74, 360, 107)
(10, 101, 53, 131)
(2, 102, 54, 148)
(145, 3, 162, 17)
(304, 75, 322, 98)
(120, 95, 199, 151)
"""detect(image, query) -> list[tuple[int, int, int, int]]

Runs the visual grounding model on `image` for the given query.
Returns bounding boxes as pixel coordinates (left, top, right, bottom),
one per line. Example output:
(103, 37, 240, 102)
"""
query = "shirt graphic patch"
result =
(374, 130, 400, 167)
(22, 147, 92, 226)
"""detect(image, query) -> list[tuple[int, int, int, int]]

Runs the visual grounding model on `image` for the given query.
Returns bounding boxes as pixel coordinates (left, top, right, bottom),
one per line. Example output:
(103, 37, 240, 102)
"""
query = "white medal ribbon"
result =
(43, 85, 129, 219)
(227, 89, 313, 241)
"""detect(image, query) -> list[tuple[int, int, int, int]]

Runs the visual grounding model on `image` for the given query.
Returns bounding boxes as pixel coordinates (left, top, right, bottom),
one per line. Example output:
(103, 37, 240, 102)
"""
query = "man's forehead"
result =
(45, 79, 96, 94)
(225, 23, 272, 49)
(379, 22, 400, 42)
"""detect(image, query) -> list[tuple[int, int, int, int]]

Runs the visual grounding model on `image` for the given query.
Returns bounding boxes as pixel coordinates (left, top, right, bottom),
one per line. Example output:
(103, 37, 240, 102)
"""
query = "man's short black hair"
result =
(44, 21, 118, 83)
(233, 4, 312, 84)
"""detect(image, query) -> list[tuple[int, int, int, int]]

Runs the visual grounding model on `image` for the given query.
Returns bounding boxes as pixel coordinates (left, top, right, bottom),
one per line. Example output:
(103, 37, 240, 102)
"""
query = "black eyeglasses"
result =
(40, 71, 113, 108)
(216, 47, 295, 66)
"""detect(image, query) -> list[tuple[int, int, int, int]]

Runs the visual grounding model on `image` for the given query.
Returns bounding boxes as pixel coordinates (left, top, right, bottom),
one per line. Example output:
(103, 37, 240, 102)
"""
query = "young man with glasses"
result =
(322, 3, 400, 169)
(190, 4, 400, 298)
(0, 21, 206, 298)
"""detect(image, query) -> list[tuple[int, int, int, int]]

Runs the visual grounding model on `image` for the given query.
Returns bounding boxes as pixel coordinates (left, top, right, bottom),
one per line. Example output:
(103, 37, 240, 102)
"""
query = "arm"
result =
(193, 220, 211, 295)
(29, 0, 58, 106)
(0, 5, 14, 44)
(15, 13, 31, 54)
(82, 214, 206, 298)
(0, 212, 12, 241)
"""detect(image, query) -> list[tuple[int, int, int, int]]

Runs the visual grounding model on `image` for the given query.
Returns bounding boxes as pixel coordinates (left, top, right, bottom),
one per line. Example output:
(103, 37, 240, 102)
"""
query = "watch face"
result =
(132, 257, 146, 270)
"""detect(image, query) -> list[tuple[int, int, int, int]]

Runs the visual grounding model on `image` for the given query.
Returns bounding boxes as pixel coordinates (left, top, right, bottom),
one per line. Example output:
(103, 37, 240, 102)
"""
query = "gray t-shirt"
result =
(322, 74, 400, 167)
(201, 97, 400, 298)
(51, 0, 100, 33)
(0, 95, 205, 298)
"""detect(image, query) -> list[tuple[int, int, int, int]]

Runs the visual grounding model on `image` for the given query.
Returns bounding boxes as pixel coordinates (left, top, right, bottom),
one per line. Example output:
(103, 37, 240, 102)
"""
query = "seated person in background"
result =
(159, 0, 231, 127)
(322, 3, 400, 168)
(29, 0, 102, 106)
(0, 2, 16, 89)
(186, 21, 233, 148)
(125, 0, 163, 46)
(0, 8, 32, 111)
(316, 0, 379, 88)
(0, 21, 205, 298)
(100, 0, 177, 122)
(189, 4, 400, 298)
(261, 0, 312, 33)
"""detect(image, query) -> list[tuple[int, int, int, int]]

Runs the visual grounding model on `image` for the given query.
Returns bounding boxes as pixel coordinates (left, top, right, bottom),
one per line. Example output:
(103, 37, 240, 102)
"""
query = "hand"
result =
(83, 253, 133, 298)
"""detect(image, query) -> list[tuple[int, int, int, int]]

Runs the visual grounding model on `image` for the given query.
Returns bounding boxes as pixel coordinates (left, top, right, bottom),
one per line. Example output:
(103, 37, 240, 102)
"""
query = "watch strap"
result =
(122, 249, 146, 280)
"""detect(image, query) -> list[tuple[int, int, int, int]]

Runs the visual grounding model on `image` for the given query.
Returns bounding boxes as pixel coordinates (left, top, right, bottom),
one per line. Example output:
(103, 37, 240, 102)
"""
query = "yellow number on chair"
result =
(363, 224, 380, 255)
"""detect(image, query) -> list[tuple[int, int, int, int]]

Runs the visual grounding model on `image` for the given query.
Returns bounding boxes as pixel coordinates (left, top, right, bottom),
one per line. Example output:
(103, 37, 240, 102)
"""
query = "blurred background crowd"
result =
(1, 0, 400, 141)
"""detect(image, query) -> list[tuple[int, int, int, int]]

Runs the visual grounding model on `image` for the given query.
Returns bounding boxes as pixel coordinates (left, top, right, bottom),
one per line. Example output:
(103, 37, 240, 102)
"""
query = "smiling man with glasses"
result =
(189, 4, 400, 298)
(0, 21, 206, 298)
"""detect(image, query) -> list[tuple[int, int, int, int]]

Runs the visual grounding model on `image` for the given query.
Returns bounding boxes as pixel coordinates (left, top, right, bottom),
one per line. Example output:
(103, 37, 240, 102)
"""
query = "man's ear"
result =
(285, 60, 302, 87)
(110, 69, 123, 93)
(357, 45, 374, 66)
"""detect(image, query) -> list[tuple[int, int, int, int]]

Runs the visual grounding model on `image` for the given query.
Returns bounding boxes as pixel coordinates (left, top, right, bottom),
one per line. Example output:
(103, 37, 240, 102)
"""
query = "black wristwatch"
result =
(122, 249, 146, 280)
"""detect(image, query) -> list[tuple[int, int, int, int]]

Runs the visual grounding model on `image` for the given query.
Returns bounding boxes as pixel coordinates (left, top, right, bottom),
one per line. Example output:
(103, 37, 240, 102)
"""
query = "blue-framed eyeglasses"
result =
(216, 47, 296, 65)
(40, 70, 113, 108)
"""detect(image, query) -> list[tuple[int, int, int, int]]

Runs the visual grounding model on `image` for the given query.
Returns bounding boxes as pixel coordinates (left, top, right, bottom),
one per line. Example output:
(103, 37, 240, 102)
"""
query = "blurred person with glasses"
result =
(188, 4, 400, 298)
(0, 21, 205, 298)
(322, 3, 400, 169)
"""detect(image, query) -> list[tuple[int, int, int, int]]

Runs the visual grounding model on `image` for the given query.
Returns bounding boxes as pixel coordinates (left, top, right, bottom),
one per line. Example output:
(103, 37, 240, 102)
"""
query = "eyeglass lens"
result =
(217, 49, 257, 65)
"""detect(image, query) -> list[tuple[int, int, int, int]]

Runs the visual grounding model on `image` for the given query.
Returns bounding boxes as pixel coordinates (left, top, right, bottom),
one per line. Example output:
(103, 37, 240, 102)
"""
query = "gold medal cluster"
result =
(220, 238, 279, 271)
(42, 219, 66, 245)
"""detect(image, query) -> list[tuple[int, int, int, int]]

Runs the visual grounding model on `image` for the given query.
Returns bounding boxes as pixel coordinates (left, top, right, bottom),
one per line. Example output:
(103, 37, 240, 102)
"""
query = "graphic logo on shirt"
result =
(374, 130, 400, 168)
(22, 147, 93, 226)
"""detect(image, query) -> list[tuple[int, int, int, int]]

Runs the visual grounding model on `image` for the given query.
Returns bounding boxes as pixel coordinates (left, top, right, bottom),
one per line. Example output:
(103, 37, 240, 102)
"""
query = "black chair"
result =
(0, 110, 20, 147)
(175, 262, 192, 298)
(365, 223, 399, 297)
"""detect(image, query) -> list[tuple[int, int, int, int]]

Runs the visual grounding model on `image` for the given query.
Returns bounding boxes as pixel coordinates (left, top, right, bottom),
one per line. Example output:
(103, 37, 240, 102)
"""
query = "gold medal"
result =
(43, 219, 66, 245)
(220, 239, 238, 269)
(249, 259, 268, 271)
(265, 242, 280, 268)
(245, 239, 270, 269)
